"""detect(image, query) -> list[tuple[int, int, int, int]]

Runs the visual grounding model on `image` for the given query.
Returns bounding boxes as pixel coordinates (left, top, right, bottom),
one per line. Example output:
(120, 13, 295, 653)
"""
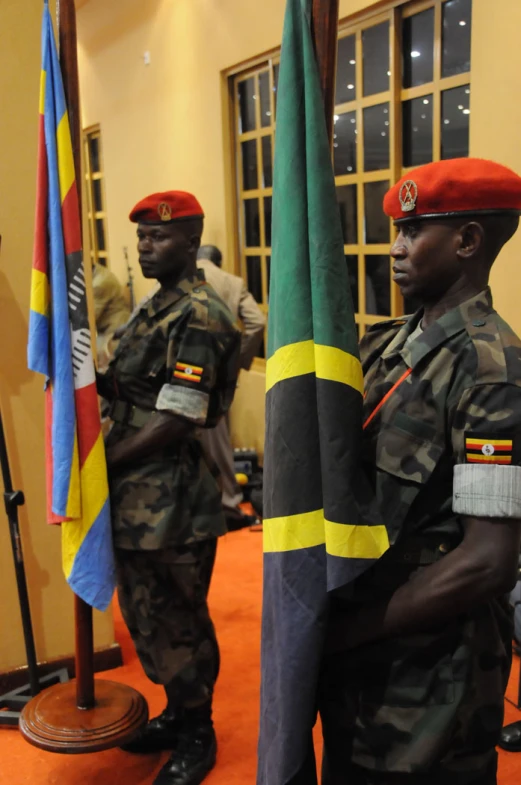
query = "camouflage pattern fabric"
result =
(115, 540, 219, 706)
(320, 288, 521, 781)
(104, 270, 241, 550)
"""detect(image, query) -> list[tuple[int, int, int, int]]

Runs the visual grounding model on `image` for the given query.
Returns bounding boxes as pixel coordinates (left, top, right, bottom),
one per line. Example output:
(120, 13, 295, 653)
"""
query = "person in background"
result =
(197, 244, 265, 531)
(92, 261, 130, 371)
(97, 192, 241, 785)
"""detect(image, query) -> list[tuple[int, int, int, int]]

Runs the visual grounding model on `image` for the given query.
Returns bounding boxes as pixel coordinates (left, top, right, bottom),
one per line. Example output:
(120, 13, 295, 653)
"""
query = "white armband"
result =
(453, 464, 521, 518)
(156, 383, 209, 426)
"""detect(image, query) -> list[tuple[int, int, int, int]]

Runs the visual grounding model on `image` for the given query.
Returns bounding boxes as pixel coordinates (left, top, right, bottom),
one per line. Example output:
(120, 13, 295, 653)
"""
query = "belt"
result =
(108, 399, 155, 428)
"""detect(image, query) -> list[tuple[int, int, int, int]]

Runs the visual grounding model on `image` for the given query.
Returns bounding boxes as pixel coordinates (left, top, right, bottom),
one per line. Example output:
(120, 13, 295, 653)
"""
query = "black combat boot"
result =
(153, 705, 217, 785)
(121, 706, 183, 754)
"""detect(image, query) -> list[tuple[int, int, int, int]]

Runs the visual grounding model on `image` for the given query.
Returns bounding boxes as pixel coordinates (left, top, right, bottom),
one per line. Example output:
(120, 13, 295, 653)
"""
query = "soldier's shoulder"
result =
(361, 316, 410, 349)
(464, 310, 521, 386)
(365, 316, 411, 335)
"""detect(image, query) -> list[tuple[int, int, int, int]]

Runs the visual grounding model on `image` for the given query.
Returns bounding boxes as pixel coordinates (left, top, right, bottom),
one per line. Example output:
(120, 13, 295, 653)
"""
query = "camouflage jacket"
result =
(328, 288, 521, 774)
(104, 270, 241, 550)
(360, 287, 521, 551)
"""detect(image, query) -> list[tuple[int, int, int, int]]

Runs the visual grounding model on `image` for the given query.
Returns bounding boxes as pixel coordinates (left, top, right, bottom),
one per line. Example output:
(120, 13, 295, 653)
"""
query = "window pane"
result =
(336, 35, 357, 104)
(364, 181, 390, 244)
(402, 8, 434, 88)
(244, 199, 260, 246)
(241, 140, 258, 190)
(92, 178, 103, 212)
(88, 136, 100, 172)
(266, 255, 271, 302)
(365, 255, 391, 316)
(259, 71, 272, 127)
(442, 0, 472, 78)
(441, 85, 470, 159)
(96, 218, 106, 251)
(264, 196, 272, 247)
(337, 185, 358, 245)
(246, 256, 262, 303)
(363, 103, 390, 172)
(334, 111, 357, 175)
(238, 78, 256, 133)
(362, 23, 390, 97)
(346, 255, 359, 312)
(403, 95, 433, 167)
(262, 135, 273, 188)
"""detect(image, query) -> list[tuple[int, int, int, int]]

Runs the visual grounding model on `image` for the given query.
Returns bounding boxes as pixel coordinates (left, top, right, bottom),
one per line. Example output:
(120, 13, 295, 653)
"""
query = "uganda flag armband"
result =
(173, 361, 203, 384)
(465, 434, 513, 465)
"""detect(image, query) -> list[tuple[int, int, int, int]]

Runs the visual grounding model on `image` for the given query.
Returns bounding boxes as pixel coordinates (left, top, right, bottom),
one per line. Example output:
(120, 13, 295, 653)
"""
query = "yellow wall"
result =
(0, 0, 114, 673)
(470, 0, 521, 330)
(77, 0, 521, 462)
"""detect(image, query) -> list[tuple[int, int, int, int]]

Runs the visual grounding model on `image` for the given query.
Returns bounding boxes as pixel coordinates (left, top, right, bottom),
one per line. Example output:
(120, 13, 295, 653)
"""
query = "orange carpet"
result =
(1, 528, 520, 783)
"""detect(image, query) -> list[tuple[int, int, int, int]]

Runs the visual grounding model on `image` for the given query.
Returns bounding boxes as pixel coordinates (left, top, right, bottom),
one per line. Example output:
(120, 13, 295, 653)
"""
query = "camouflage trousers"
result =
(316, 594, 513, 785)
(115, 539, 219, 709)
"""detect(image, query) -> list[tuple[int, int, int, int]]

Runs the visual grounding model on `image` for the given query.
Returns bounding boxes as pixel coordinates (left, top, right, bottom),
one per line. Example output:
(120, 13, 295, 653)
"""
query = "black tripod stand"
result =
(0, 408, 68, 727)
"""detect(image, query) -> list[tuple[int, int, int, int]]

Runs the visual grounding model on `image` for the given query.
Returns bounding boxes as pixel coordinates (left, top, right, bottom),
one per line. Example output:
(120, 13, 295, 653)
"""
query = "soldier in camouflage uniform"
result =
(96, 190, 241, 785)
(319, 159, 521, 785)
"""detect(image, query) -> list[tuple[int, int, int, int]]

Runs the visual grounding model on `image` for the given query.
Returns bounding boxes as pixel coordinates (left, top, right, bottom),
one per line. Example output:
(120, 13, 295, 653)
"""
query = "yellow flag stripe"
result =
(62, 432, 109, 578)
(30, 268, 50, 316)
(465, 438, 512, 447)
(56, 112, 75, 204)
(263, 509, 389, 560)
(266, 340, 363, 394)
(39, 70, 46, 115)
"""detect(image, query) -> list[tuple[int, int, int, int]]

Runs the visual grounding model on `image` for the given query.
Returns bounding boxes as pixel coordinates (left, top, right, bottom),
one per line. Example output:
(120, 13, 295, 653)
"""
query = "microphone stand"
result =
(0, 407, 68, 727)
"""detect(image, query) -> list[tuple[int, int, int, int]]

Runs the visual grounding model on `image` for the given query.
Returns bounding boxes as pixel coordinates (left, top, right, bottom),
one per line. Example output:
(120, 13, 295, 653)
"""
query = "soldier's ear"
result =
(456, 222, 484, 261)
(188, 234, 202, 254)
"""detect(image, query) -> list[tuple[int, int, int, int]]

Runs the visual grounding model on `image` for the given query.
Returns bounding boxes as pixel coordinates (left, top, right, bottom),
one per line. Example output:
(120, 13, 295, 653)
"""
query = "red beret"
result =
(384, 158, 521, 223)
(129, 191, 204, 224)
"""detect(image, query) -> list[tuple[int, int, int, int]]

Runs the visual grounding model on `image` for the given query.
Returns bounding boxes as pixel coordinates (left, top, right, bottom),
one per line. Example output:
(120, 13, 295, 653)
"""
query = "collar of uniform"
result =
(383, 288, 494, 369)
(146, 269, 206, 318)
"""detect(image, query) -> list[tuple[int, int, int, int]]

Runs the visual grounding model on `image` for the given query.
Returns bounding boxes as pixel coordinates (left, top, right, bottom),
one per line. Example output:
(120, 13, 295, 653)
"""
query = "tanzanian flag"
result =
(27, 0, 115, 611)
(257, 0, 389, 781)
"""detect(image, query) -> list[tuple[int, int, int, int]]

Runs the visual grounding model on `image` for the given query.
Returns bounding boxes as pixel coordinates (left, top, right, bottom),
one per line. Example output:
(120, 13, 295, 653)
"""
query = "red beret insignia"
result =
(399, 180, 418, 213)
(158, 202, 172, 221)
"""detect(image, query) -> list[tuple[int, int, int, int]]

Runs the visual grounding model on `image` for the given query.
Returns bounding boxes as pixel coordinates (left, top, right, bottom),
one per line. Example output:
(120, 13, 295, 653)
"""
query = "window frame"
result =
(83, 123, 110, 268)
(224, 0, 472, 359)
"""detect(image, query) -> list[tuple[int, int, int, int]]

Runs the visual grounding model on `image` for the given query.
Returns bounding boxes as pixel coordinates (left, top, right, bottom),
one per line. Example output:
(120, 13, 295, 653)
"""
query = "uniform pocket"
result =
(373, 418, 445, 541)
(375, 417, 444, 485)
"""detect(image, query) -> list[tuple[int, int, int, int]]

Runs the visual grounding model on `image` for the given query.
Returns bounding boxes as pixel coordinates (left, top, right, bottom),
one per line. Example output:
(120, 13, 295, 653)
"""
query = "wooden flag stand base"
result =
(19, 678, 148, 754)
(19, 597, 148, 753)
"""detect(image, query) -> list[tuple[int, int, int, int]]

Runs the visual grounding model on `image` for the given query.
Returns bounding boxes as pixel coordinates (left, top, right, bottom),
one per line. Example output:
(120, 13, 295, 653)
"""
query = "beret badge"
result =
(399, 180, 418, 213)
(158, 202, 173, 221)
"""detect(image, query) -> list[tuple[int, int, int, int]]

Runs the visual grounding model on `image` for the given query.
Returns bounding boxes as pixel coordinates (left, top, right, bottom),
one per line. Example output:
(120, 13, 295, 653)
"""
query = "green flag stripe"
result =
(265, 339, 363, 394)
(263, 511, 389, 558)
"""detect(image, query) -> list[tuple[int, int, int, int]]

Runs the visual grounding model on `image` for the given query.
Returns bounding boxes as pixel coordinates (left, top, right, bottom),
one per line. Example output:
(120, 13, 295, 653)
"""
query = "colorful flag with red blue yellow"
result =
(27, 0, 115, 611)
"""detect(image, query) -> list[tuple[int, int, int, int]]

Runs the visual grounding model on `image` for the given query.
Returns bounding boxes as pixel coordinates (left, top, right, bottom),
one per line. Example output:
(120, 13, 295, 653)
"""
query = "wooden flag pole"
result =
(57, 0, 96, 712)
(18, 0, 148, 752)
(58, 0, 96, 713)
(311, 0, 340, 145)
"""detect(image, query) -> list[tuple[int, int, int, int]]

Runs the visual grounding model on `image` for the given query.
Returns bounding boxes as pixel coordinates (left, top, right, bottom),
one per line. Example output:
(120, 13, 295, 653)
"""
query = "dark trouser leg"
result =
(199, 537, 217, 598)
(115, 541, 220, 710)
